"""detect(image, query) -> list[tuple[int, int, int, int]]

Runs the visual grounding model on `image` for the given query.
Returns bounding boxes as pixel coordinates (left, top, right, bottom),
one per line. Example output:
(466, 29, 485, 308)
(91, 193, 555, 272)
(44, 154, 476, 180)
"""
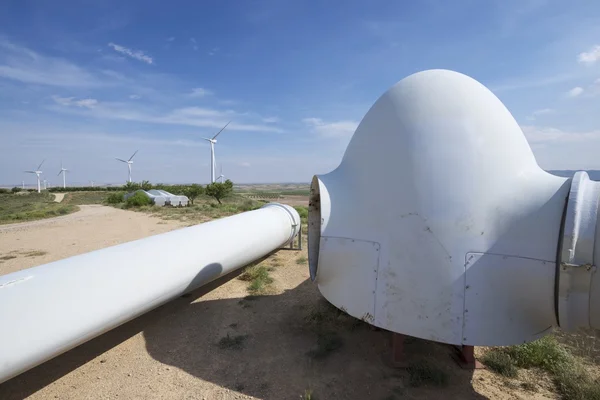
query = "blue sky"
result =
(1, 0, 600, 186)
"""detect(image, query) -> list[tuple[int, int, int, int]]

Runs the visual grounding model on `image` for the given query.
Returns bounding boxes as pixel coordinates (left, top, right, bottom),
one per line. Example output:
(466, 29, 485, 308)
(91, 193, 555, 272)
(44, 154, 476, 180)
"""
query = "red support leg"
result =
(452, 345, 485, 369)
(391, 333, 408, 368)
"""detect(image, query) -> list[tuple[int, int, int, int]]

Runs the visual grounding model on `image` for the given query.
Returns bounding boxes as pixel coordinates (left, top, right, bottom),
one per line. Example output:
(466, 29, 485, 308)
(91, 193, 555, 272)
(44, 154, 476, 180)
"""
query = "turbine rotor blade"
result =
(211, 121, 231, 140)
(116, 158, 127, 163)
(128, 150, 139, 161)
(24, 171, 35, 173)
(37, 159, 45, 170)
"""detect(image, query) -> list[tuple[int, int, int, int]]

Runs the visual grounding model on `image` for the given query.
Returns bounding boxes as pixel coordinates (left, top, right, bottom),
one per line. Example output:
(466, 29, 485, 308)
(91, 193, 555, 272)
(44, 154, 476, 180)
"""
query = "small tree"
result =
(11, 187, 22, 193)
(205, 179, 233, 204)
(182, 184, 204, 205)
(106, 192, 125, 204)
(140, 180, 153, 191)
(123, 181, 141, 191)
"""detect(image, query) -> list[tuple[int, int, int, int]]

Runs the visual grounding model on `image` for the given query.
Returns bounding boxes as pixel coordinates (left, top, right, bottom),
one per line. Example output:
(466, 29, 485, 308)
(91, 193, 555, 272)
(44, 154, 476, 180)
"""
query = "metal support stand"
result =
(451, 345, 485, 369)
(285, 225, 302, 250)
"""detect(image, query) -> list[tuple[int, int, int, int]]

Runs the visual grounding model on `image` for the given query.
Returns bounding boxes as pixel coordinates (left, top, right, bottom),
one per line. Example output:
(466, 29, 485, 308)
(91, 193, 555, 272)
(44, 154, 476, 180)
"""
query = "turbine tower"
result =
(116, 150, 138, 183)
(202, 121, 230, 183)
(24, 160, 44, 193)
(57, 161, 68, 189)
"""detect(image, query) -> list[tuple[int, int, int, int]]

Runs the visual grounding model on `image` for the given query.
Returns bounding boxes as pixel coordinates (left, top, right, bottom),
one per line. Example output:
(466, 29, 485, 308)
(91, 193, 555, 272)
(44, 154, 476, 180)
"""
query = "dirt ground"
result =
(0, 205, 552, 400)
(53, 193, 66, 203)
(278, 195, 308, 207)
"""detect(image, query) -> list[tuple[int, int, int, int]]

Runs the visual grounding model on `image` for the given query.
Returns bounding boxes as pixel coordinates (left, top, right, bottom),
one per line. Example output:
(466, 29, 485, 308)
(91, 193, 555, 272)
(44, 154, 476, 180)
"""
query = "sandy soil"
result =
(53, 193, 66, 203)
(0, 205, 553, 400)
(0, 205, 186, 275)
(278, 195, 308, 207)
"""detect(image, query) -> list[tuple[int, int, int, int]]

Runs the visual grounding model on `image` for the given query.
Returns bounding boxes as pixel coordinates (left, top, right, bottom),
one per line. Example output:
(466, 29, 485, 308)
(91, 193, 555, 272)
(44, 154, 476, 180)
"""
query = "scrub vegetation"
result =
(238, 265, 275, 295)
(0, 192, 78, 224)
(482, 334, 600, 399)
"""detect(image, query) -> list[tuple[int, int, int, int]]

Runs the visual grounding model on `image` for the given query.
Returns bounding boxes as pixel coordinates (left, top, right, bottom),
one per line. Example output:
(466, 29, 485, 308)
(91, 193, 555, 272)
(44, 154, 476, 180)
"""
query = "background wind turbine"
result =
(57, 161, 68, 189)
(116, 150, 138, 183)
(217, 165, 225, 183)
(24, 160, 44, 193)
(202, 121, 230, 183)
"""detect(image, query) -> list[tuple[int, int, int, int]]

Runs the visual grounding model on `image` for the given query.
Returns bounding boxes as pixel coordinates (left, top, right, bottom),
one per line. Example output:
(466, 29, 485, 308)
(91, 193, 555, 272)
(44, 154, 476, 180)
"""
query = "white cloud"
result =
(190, 38, 198, 51)
(578, 45, 600, 65)
(189, 87, 213, 97)
(107, 42, 153, 65)
(489, 73, 575, 93)
(167, 37, 175, 42)
(48, 99, 283, 132)
(0, 39, 101, 87)
(302, 117, 358, 138)
(532, 108, 554, 116)
(239, 162, 251, 167)
(129, 94, 141, 99)
(52, 95, 98, 108)
(526, 108, 555, 121)
(208, 47, 219, 56)
(262, 117, 279, 123)
(521, 125, 600, 144)
(567, 86, 584, 97)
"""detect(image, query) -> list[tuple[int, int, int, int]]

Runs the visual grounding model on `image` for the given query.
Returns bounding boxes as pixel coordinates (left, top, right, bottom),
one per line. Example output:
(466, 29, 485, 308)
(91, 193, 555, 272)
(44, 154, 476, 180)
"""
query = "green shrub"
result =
(11, 187, 22, 193)
(481, 351, 518, 377)
(106, 192, 125, 204)
(294, 206, 308, 221)
(125, 191, 152, 208)
(506, 335, 570, 371)
(238, 265, 274, 295)
(0, 188, 9, 194)
(484, 336, 600, 400)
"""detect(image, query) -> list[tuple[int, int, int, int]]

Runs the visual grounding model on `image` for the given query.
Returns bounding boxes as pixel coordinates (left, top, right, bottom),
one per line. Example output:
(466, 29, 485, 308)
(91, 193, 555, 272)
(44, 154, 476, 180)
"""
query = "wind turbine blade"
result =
(211, 121, 231, 140)
(116, 158, 127, 163)
(128, 150, 139, 161)
(57, 170, 62, 176)
(24, 171, 36, 173)
(37, 159, 45, 170)
(201, 137, 212, 142)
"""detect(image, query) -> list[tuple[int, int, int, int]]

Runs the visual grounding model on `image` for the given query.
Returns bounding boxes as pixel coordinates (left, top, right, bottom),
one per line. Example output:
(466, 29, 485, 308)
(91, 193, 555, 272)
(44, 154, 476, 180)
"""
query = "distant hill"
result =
(547, 170, 600, 181)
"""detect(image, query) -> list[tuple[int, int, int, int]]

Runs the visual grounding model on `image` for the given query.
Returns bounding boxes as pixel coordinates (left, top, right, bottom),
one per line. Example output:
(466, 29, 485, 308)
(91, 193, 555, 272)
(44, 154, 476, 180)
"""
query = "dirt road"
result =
(0, 205, 185, 275)
(0, 205, 548, 400)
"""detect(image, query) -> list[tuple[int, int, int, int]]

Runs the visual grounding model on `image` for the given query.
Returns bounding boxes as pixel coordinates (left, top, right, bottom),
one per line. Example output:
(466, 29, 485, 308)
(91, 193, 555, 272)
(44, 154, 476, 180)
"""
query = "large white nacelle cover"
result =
(308, 69, 600, 346)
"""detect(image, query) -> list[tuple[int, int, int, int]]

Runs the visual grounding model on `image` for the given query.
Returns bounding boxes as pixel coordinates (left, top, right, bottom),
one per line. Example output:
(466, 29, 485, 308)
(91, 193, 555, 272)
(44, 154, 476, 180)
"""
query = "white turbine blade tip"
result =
(211, 121, 231, 140)
(129, 150, 139, 161)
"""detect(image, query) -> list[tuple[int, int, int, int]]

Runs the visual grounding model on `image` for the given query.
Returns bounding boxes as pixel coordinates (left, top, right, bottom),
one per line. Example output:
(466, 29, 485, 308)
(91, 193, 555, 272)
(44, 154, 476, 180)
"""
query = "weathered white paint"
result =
(559, 171, 600, 331)
(308, 69, 574, 346)
(0, 203, 300, 384)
